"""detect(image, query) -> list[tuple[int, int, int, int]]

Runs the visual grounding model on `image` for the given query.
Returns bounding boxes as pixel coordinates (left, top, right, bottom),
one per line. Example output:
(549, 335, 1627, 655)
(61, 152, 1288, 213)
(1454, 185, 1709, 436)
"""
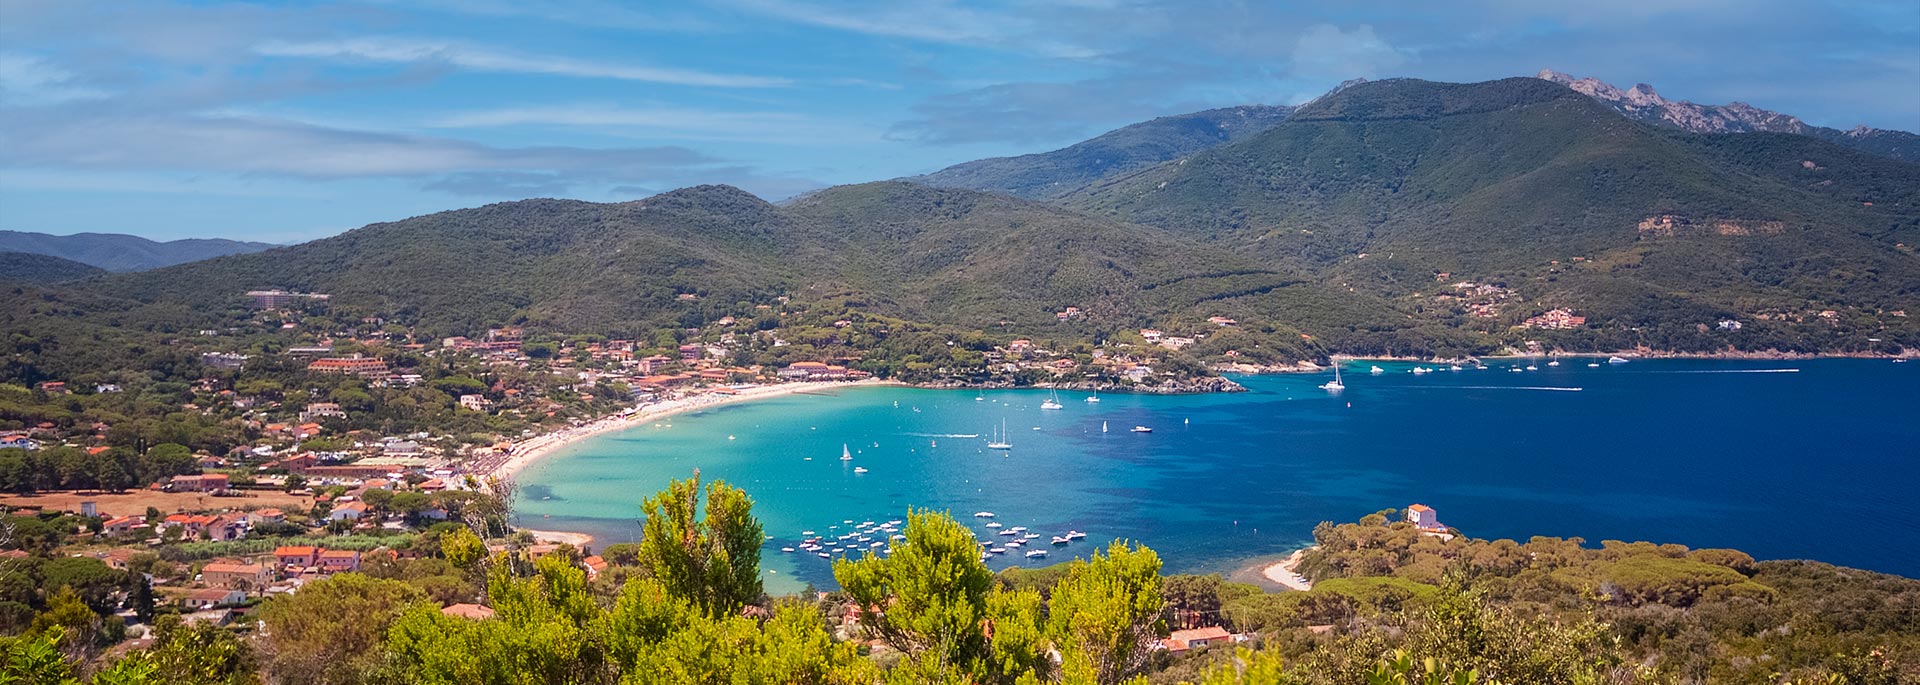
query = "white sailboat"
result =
(1041, 388, 1064, 410)
(1102, 420, 1108, 433)
(840, 444, 852, 461)
(987, 420, 1012, 450)
(1319, 358, 1346, 391)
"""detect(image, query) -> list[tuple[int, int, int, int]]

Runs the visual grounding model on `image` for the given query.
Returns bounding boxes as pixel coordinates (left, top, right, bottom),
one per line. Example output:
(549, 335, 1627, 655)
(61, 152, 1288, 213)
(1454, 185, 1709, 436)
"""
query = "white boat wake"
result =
(905, 432, 982, 438)
(1654, 369, 1800, 374)
(1453, 386, 1584, 392)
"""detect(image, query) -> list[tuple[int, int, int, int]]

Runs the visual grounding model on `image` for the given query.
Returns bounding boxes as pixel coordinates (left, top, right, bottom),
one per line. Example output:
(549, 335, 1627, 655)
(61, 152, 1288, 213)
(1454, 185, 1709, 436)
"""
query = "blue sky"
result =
(2, 0, 1916, 242)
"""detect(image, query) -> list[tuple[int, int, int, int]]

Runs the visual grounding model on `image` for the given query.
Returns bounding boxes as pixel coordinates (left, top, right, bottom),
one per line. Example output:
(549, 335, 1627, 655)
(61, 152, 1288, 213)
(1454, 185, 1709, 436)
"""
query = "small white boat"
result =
(974, 512, 995, 518)
(1024, 549, 1048, 559)
(1102, 421, 1109, 433)
(1051, 536, 1071, 545)
(989, 547, 1005, 554)
(1041, 389, 1064, 410)
(727, 435, 735, 440)
(840, 444, 852, 461)
(1009, 526, 1027, 532)
(1547, 360, 1560, 367)
(1005, 540, 1023, 548)
(1085, 395, 1100, 403)
(1449, 365, 1463, 371)
(998, 529, 1017, 536)
(1370, 365, 1385, 374)
(1525, 365, 1538, 371)
(781, 547, 794, 553)
(987, 420, 1012, 450)
(853, 467, 868, 474)
(1320, 361, 1346, 390)
(984, 521, 1003, 528)
(816, 552, 830, 558)
(1131, 425, 1152, 433)
(1065, 530, 1086, 540)
(1411, 366, 1430, 375)
(1608, 356, 1630, 364)
(1587, 362, 1600, 368)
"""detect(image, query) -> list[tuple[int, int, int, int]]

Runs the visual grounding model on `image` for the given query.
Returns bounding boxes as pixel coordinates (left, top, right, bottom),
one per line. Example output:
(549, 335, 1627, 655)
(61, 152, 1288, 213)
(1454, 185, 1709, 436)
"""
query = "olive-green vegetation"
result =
(906, 105, 1295, 200)
(0, 252, 104, 284)
(1066, 78, 1920, 355)
(5, 479, 1916, 684)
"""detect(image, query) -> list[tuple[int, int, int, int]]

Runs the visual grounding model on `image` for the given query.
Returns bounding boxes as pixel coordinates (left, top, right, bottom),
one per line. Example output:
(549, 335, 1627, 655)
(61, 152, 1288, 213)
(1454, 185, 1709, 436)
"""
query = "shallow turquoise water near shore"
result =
(516, 359, 1920, 591)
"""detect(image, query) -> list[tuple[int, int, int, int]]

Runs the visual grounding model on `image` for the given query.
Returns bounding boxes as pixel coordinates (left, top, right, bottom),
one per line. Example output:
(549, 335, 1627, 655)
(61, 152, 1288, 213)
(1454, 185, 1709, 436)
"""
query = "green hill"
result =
(1063, 78, 1920, 352)
(905, 105, 1294, 199)
(0, 251, 106, 283)
(6, 182, 1382, 355)
(0, 230, 277, 272)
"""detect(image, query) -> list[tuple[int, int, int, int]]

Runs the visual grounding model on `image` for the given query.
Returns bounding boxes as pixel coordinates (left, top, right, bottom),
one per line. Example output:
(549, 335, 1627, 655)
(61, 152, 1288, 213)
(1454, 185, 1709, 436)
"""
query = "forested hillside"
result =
(1063, 78, 1920, 354)
(0, 231, 276, 272)
(0, 252, 104, 283)
(906, 105, 1295, 199)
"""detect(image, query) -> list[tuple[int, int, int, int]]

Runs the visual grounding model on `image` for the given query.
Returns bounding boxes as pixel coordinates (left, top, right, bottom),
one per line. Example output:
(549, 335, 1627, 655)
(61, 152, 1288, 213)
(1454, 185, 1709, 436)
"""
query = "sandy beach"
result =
(524, 528, 596, 547)
(486, 379, 895, 482)
(1260, 548, 1315, 591)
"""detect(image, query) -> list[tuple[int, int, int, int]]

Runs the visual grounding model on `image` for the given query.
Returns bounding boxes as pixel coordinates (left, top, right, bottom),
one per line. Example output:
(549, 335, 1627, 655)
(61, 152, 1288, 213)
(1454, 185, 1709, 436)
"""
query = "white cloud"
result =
(1290, 24, 1408, 82)
(722, 0, 1101, 59)
(254, 37, 793, 88)
(0, 53, 110, 106)
(430, 104, 881, 144)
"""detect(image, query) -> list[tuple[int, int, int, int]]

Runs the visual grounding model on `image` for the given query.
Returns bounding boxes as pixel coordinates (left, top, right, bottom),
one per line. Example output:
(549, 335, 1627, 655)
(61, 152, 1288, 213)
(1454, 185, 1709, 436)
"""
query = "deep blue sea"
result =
(515, 359, 1919, 591)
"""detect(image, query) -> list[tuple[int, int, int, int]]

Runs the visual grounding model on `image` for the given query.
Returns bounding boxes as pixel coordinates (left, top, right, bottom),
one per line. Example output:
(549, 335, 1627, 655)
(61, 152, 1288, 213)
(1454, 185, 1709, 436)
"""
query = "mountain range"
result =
(4, 73, 1916, 365)
(1534, 69, 1919, 162)
(0, 231, 277, 272)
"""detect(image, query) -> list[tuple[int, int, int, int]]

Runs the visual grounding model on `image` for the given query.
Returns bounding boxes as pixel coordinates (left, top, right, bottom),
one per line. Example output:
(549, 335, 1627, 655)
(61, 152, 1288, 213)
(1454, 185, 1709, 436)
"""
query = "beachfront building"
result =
(1406, 503, 1445, 532)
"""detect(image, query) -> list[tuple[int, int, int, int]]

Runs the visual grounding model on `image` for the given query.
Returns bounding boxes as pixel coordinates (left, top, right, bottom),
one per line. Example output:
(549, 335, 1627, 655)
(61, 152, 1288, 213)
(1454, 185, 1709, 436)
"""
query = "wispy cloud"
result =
(430, 104, 881, 144)
(722, 0, 1102, 59)
(254, 37, 793, 88)
(0, 53, 111, 105)
(1, 109, 710, 180)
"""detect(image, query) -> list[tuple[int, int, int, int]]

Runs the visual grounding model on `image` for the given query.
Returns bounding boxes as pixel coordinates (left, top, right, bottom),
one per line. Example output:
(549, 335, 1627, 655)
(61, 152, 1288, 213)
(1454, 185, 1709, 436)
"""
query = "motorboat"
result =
(1024, 550, 1049, 559)
(1608, 356, 1630, 364)
(1131, 426, 1152, 433)
(1051, 536, 1071, 545)
(853, 466, 868, 474)
(1064, 531, 1086, 540)
(974, 512, 995, 518)
(1370, 365, 1385, 374)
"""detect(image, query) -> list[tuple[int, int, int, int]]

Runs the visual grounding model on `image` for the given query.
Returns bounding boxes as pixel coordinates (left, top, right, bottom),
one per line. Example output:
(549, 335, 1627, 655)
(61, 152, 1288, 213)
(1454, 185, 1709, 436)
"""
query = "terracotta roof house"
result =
(441, 603, 495, 620)
(1161, 626, 1237, 653)
(274, 546, 322, 568)
(201, 562, 273, 590)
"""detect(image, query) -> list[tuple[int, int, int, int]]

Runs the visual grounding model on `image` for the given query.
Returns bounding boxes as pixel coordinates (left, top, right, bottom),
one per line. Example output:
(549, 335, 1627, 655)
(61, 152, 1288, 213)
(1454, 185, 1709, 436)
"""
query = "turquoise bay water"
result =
(517, 359, 1919, 591)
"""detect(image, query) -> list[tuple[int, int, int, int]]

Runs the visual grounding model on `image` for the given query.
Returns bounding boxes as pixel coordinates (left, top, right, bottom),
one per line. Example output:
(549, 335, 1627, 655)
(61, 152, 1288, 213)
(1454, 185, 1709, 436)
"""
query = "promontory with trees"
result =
(3, 473, 1915, 683)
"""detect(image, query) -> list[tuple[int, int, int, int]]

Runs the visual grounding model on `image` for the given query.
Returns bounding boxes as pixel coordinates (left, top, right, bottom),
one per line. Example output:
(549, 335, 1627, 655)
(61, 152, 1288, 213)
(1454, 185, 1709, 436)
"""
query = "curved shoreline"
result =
(487, 379, 901, 483)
